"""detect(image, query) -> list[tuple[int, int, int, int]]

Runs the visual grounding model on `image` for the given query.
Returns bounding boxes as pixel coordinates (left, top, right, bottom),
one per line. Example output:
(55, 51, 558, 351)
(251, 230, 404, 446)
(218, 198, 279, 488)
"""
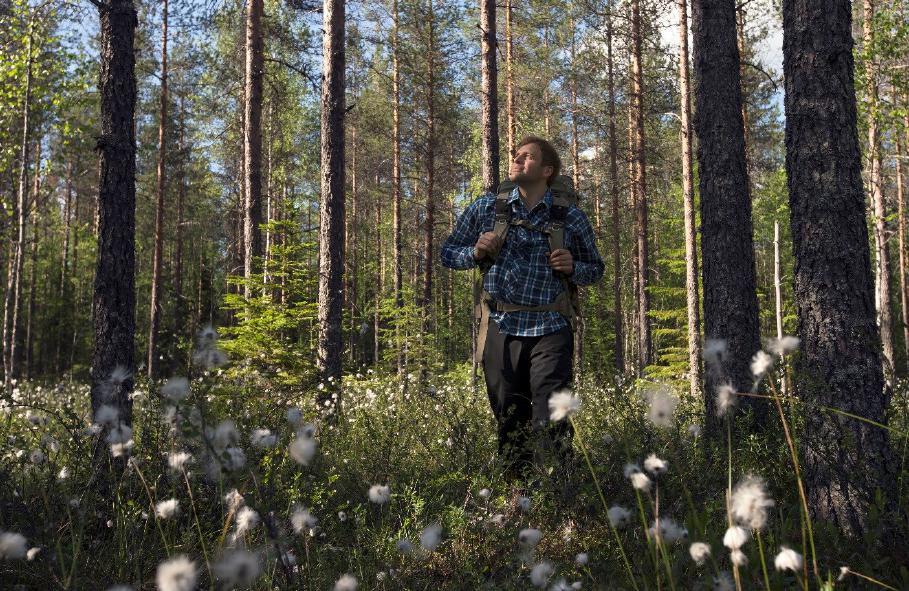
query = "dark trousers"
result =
(482, 319, 574, 476)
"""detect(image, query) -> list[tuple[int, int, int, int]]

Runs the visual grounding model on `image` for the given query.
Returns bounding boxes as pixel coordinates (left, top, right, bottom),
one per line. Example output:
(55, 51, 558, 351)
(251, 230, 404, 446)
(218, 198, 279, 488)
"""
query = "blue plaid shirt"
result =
(440, 187, 605, 336)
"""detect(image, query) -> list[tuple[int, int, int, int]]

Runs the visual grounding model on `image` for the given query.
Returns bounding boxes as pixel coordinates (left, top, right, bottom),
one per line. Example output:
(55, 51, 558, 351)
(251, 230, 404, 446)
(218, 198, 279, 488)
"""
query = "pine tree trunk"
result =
(863, 0, 894, 376)
(480, 0, 500, 194)
(148, 0, 167, 380)
(92, 0, 137, 419)
(423, 0, 436, 325)
(316, 0, 346, 386)
(692, 0, 761, 422)
(173, 97, 186, 347)
(677, 0, 703, 399)
(606, 0, 624, 376)
(392, 0, 403, 374)
(736, 4, 751, 174)
(56, 160, 74, 373)
(3, 19, 32, 387)
(24, 141, 41, 379)
(630, 0, 651, 372)
(898, 100, 909, 365)
(783, 0, 898, 535)
(243, 0, 264, 297)
(505, 0, 516, 158)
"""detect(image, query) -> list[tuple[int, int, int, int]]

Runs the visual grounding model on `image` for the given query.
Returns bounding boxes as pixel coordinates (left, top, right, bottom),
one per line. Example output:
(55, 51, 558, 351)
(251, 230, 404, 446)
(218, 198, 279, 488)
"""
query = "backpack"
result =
(473, 175, 582, 362)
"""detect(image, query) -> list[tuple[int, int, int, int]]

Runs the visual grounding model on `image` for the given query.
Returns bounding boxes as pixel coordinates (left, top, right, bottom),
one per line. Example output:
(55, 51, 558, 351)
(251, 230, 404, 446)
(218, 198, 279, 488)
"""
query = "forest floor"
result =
(1, 349, 908, 590)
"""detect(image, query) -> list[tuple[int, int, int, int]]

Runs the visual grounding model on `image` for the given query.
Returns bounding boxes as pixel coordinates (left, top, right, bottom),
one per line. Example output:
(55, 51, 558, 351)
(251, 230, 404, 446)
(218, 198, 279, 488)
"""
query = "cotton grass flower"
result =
(774, 546, 803, 572)
(767, 335, 800, 356)
(518, 495, 531, 512)
(155, 498, 180, 520)
(289, 435, 317, 466)
(161, 377, 190, 401)
(396, 539, 413, 553)
(26, 547, 40, 560)
(530, 561, 554, 587)
(730, 549, 748, 567)
(703, 339, 728, 368)
(715, 383, 738, 417)
(0, 531, 27, 559)
(548, 388, 581, 422)
(167, 451, 192, 472)
(750, 350, 773, 379)
(334, 574, 358, 591)
(156, 555, 197, 591)
(250, 428, 277, 449)
(368, 484, 391, 504)
(731, 474, 775, 530)
(94, 404, 120, 426)
(712, 572, 734, 591)
(285, 407, 303, 426)
(630, 472, 652, 492)
(478, 487, 491, 499)
(290, 507, 318, 534)
(607, 506, 631, 529)
(213, 550, 261, 590)
(420, 523, 442, 551)
(234, 506, 260, 536)
(623, 463, 641, 478)
(224, 489, 244, 512)
(575, 552, 588, 566)
(643, 454, 667, 476)
(643, 385, 679, 427)
(689, 542, 711, 565)
(29, 449, 46, 464)
(648, 517, 688, 543)
(722, 526, 749, 550)
(518, 528, 543, 549)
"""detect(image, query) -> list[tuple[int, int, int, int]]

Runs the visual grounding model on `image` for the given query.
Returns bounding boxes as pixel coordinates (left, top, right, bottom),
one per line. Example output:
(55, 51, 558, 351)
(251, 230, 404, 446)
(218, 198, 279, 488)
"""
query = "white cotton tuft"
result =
(715, 383, 738, 417)
(712, 572, 734, 591)
(530, 561, 554, 587)
(420, 523, 442, 551)
(161, 377, 190, 401)
(168, 451, 192, 472)
(623, 463, 641, 478)
(731, 474, 775, 531)
(643, 385, 679, 428)
(156, 555, 197, 591)
(518, 528, 543, 548)
(750, 350, 773, 379)
(722, 526, 749, 550)
(730, 549, 748, 567)
(548, 389, 581, 422)
(396, 539, 413, 554)
(689, 542, 711, 565)
(767, 336, 800, 356)
(289, 435, 317, 466)
(368, 484, 391, 504)
(774, 546, 803, 572)
(607, 506, 631, 529)
(648, 517, 688, 543)
(0, 531, 27, 559)
(285, 407, 303, 426)
(643, 454, 668, 477)
(224, 489, 245, 512)
(478, 488, 492, 499)
(518, 496, 531, 512)
(212, 550, 261, 590)
(291, 507, 318, 534)
(250, 428, 277, 449)
(630, 472, 652, 492)
(94, 404, 120, 426)
(333, 574, 358, 591)
(703, 339, 728, 369)
(155, 498, 180, 520)
(574, 552, 588, 566)
(234, 506, 260, 536)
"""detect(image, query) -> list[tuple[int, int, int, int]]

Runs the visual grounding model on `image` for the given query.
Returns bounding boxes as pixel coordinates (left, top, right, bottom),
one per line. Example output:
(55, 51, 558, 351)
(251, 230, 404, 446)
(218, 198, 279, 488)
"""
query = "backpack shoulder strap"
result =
(548, 193, 571, 253)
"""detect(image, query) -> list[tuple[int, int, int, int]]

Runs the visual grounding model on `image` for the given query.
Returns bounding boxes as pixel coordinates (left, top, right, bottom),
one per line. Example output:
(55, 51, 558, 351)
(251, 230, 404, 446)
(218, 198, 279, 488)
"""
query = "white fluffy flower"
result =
(334, 573, 358, 591)
(751, 350, 773, 379)
(731, 475, 775, 530)
(156, 555, 197, 591)
(574, 552, 588, 566)
(210, 421, 239, 450)
(648, 518, 688, 543)
(26, 547, 40, 560)
(420, 523, 442, 551)
(285, 407, 303, 426)
(155, 498, 180, 520)
(730, 549, 748, 567)
(29, 449, 46, 464)
(250, 428, 277, 449)
(518, 528, 543, 548)
(290, 507, 318, 534)
(478, 488, 491, 499)
(722, 526, 749, 550)
(703, 339, 728, 368)
(548, 389, 581, 421)
(774, 546, 803, 572)
(607, 506, 631, 529)
(396, 539, 413, 553)
(94, 404, 120, 426)
(518, 496, 531, 512)
(623, 463, 641, 478)
(689, 542, 711, 565)
(0, 531, 27, 559)
(289, 435, 317, 466)
(530, 561, 554, 587)
(643, 454, 667, 477)
(161, 377, 190, 401)
(224, 489, 245, 512)
(712, 572, 734, 591)
(168, 451, 192, 472)
(630, 472, 652, 492)
(213, 550, 261, 590)
(767, 336, 800, 356)
(234, 506, 260, 536)
(643, 385, 679, 427)
(368, 484, 391, 504)
(716, 383, 738, 417)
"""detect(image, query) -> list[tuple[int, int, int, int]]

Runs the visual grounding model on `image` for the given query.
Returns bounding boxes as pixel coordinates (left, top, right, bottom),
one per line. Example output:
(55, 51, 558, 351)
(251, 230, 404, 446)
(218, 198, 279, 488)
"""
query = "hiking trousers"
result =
(481, 319, 574, 475)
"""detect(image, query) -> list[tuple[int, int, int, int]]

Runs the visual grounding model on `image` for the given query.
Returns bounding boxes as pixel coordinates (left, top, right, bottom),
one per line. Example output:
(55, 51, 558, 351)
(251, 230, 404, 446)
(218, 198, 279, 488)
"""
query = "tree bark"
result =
(244, 0, 264, 297)
(480, 0, 500, 194)
(863, 0, 893, 377)
(505, 0, 516, 158)
(630, 0, 651, 373)
(316, 0, 346, 386)
(92, 0, 137, 420)
(392, 0, 403, 374)
(24, 141, 41, 379)
(898, 99, 909, 366)
(423, 0, 437, 322)
(782, 0, 898, 535)
(148, 0, 168, 380)
(173, 96, 186, 347)
(606, 0, 624, 376)
(692, 0, 761, 422)
(677, 0, 703, 399)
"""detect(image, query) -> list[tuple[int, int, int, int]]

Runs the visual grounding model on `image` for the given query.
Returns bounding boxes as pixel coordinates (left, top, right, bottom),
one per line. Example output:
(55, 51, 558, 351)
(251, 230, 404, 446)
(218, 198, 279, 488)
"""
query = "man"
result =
(440, 136, 604, 479)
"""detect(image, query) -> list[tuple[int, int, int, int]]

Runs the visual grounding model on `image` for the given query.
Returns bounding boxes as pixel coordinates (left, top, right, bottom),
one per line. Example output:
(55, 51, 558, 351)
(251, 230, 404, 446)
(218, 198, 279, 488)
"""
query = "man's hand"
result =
(473, 231, 503, 261)
(547, 249, 574, 275)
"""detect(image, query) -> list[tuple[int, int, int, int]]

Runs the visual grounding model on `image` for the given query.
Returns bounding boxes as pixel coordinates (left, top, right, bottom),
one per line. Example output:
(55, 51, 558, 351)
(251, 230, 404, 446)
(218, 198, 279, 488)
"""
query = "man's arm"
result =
(566, 208, 605, 286)
(440, 197, 483, 270)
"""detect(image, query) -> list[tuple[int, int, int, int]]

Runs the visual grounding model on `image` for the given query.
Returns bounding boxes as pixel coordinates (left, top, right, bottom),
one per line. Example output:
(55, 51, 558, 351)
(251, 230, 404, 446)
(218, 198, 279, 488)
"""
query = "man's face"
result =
(509, 143, 553, 185)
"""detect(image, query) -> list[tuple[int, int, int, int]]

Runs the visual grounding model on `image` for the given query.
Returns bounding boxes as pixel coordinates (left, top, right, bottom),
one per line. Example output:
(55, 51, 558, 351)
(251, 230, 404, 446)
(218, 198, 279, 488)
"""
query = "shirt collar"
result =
(508, 186, 552, 211)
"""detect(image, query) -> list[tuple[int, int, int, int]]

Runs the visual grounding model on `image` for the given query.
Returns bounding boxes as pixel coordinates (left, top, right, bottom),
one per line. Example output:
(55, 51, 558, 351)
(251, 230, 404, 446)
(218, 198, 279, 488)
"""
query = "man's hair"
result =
(515, 135, 562, 186)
